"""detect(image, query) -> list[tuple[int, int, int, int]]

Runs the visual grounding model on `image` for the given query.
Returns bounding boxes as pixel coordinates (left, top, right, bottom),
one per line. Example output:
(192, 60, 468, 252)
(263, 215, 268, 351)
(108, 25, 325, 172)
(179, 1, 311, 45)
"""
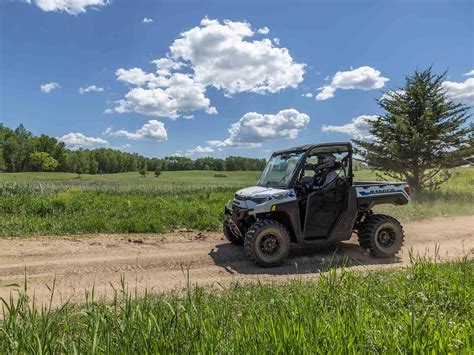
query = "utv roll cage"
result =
(272, 142, 354, 188)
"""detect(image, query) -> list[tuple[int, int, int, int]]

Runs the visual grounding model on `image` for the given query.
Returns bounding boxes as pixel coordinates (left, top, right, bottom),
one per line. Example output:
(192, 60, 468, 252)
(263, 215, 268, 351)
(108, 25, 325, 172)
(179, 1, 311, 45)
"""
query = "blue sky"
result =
(1, 0, 473, 158)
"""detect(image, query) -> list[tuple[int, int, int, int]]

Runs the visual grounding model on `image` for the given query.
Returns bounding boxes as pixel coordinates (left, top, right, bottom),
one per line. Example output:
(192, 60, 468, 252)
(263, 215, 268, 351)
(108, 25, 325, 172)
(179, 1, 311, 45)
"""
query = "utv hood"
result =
(235, 186, 288, 199)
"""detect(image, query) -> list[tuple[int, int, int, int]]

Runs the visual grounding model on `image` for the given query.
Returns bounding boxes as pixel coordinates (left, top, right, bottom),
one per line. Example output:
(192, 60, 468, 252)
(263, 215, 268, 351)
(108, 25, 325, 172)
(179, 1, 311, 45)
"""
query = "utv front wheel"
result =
(358, 214, 404, 257)
(244, 219, 290, 267)
(224, 223, 244, 245)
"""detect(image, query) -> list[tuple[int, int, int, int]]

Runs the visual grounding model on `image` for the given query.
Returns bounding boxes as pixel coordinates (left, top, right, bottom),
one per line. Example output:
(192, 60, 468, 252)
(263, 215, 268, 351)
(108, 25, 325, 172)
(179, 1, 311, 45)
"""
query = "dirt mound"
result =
(0, 216, 472, 307)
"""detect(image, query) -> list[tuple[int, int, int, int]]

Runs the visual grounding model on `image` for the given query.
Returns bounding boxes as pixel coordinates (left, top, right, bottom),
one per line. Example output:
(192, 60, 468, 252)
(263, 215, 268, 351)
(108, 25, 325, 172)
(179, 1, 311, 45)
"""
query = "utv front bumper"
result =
(224, 203, 250, 225)
(224, 201, 256, 238)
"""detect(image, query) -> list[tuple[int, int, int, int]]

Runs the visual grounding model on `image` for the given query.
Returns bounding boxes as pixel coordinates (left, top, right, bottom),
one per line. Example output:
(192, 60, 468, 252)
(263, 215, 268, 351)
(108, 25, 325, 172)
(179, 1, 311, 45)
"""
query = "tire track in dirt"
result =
(0, 216, 472, 307)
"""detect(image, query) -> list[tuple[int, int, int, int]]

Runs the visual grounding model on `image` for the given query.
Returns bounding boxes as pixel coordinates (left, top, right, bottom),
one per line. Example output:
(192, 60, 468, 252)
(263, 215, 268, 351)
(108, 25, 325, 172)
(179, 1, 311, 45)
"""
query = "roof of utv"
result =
(272, 142, 352, 155)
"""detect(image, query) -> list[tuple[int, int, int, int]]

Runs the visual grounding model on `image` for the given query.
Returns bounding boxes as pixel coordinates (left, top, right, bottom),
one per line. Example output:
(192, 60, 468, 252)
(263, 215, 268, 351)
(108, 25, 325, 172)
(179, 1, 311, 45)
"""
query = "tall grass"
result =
(0, 169, 472, 237)
(1, 258, 472, 353)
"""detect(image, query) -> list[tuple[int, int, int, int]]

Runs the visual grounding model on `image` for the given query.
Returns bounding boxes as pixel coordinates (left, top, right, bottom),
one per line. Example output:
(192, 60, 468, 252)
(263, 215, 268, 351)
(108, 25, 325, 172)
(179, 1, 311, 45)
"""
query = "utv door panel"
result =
(303, 188, 343, 239)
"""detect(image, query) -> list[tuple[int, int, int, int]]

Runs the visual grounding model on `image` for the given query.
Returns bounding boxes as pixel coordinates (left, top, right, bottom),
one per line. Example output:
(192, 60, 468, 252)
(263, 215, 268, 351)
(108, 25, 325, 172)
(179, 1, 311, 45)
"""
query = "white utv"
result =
(224, 142, 411, 267)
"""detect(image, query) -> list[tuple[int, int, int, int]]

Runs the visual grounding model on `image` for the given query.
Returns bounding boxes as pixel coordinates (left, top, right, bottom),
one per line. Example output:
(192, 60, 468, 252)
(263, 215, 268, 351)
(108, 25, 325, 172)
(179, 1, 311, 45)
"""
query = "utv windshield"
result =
(258, 151, 305, 188)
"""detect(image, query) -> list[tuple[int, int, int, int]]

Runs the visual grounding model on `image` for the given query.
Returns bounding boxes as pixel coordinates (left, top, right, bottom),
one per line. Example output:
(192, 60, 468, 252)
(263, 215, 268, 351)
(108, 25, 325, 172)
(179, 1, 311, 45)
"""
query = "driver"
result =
(311, 153, 338, 191)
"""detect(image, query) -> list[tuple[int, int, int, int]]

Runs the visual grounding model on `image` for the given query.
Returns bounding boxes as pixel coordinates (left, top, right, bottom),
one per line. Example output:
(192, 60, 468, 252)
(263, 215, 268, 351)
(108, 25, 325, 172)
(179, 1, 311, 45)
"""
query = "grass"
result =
(0, 168, 472, 237)
(1, 257, 472, 353)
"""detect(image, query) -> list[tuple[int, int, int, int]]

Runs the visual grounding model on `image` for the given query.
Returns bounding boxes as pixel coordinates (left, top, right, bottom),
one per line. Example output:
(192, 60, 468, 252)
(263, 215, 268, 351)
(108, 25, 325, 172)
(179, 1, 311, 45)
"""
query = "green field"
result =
(1, 257, 472, 353)
(0, 168, 472, 237)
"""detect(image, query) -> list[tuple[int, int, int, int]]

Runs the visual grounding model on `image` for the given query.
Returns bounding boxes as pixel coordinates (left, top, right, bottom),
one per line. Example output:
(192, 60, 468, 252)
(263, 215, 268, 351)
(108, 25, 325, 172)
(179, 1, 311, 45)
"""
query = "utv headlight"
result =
(251, 196, 271, 204)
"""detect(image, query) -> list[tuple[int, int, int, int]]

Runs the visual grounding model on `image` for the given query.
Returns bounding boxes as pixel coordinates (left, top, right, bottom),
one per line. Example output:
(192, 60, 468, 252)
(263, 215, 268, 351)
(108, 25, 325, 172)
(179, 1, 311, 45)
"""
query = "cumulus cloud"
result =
(116, 68, 157, 86)
(79, 85, 104, 94)
(463, 70, 474, 76)
(170, 18, 305, 95)
(442, 77, 474, 104)
(59, 132, 108, 149)
(316, 66, 389, 100)
(26, 0, 110, 15)
(150, 58, 183, 76)
(208, 109, 310, 148)
(143, 17, 153, 24)
(112, 73, 212, 119)
(322, 115, 378, 140)
(257, 26, 269, 34)
(110, 18, 305, 119)
(303, 92, 313, 98)
(105, 120, 167, 141)
(40, 82, 60, 93)
(186, 145, 214, 155)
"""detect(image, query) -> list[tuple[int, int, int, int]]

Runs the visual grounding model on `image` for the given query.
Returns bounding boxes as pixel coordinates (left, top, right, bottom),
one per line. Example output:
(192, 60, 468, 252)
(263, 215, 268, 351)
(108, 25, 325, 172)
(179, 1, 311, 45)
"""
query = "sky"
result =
(1, 0, 473, 159)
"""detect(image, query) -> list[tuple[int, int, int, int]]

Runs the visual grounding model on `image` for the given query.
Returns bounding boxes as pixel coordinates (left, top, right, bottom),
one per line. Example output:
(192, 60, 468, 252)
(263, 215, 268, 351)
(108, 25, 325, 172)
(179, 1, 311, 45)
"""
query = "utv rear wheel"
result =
(224, 223, 244, 245)
(244, 219, 290, 267)
(358, 214, 404, 257)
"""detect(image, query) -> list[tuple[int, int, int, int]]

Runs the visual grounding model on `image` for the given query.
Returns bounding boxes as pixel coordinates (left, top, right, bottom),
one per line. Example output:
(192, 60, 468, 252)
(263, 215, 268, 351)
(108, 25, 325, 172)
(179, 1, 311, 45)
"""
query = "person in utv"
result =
(310, 153, 339, 191)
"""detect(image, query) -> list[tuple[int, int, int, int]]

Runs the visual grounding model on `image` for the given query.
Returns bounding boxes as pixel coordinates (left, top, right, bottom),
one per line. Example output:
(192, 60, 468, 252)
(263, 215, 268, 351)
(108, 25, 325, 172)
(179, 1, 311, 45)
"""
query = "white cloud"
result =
(40, 82, 60, 93)
(112, 73, 211, 119)
(322, 115, 378, 140)
(208, 109, 310, 148)
(111, 18, 304, 119)
(187, 145, 214, 154)
(463, 70, 474, 76)
(109, 143, 132, 151)
(379, 90, 405, 102)
(116, 68, 156, 86)
(316, 66, 389, 100)
(105, 120, 167, 141)
(143, 17, 153, 24)
(205, 106, 218, 114)
(27, 0, 110, 15)
(303, 92, 313, 98)
(150, 58, 182, 76)
(79, 85, 104, 94)
(442, 77, 474, 104)
(315, 85, 336, 101)
(169, 18, 305, 95)
(257, 26, 269, 35)
(59, 132, 108, 149)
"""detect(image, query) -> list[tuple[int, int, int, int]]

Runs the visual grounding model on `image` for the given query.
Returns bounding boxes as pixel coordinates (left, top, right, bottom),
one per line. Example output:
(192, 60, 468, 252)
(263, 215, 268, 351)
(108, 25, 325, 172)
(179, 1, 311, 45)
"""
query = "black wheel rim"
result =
(259, 234, 280, 256)
(376, 227, 396, 248)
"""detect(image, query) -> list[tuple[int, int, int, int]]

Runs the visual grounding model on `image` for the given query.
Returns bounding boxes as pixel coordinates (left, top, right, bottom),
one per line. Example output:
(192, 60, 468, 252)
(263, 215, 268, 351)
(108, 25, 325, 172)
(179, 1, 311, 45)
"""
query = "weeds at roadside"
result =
(0, 169, 472, 237)
(0, 257, 472, 352)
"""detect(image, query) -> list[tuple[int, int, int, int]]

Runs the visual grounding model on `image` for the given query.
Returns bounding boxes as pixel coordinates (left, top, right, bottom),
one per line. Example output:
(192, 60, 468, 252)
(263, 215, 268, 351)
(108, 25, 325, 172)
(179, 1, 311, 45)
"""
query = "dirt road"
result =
(1, 216, 472, 307)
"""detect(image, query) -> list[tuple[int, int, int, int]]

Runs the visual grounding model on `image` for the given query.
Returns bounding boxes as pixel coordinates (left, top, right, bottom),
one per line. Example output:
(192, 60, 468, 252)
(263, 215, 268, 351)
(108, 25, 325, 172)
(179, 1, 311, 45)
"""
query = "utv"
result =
(224, 142, 410, 267)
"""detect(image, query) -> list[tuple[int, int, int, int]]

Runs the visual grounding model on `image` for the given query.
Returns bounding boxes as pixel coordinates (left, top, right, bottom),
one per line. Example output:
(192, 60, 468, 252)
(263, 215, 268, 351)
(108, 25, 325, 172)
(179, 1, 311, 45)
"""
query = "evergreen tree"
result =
(354, 68, 472, 193)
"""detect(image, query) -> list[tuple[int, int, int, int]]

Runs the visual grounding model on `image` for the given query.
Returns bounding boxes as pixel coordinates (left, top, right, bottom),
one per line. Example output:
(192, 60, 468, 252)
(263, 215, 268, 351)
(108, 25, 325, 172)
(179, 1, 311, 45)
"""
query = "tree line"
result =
(0, 124, 267, 174)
